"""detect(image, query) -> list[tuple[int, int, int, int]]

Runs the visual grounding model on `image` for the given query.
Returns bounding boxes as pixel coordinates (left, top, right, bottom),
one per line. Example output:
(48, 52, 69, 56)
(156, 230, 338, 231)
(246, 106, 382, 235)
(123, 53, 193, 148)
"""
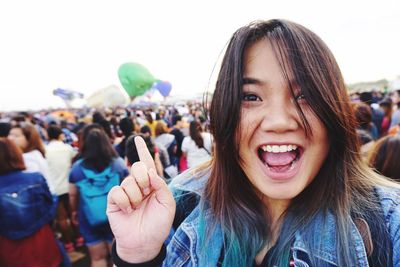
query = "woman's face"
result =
(391, 91, 400, 105)
(239, 39, 329, 205)
(8, 128, 28, 150)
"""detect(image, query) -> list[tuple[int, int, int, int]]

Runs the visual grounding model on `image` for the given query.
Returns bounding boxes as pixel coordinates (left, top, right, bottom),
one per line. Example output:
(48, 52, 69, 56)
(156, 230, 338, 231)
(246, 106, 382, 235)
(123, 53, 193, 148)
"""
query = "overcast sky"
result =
(1, 0, 399, 111)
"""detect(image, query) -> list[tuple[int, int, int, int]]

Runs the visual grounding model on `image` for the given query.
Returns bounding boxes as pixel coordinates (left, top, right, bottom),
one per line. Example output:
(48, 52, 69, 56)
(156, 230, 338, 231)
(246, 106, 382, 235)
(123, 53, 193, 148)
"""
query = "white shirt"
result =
(181, 132, 213, 169)
(45, 140, 77, 195)
(23, 150, 55, 194)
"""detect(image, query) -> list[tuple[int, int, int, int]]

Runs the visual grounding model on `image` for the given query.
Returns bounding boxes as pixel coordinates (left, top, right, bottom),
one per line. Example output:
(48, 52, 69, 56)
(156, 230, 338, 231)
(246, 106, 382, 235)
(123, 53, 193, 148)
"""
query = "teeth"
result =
(261, 144, 298, 153)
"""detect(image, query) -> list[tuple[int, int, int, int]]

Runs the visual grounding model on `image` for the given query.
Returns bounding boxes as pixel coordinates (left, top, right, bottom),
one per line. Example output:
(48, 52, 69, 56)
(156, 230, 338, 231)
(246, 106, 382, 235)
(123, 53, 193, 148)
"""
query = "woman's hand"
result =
(107, 136, 176, 263)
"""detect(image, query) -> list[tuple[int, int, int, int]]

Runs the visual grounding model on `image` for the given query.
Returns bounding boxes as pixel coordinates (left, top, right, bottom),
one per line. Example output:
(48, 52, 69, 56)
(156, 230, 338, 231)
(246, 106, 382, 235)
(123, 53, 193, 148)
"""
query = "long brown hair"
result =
(368, 135, 400, 181)
(12, 124, 46, 157)
(81, 126, 118, 171)
(204, 19, 395, 266)
(0, 137, 26, 174)
(189, 120, 204, 148)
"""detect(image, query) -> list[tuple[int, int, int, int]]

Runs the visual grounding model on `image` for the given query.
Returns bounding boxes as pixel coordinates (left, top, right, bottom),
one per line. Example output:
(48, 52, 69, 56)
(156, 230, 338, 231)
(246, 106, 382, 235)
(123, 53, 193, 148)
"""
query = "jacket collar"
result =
(292, 211, 368, 266)
(170, 168, 369, 266)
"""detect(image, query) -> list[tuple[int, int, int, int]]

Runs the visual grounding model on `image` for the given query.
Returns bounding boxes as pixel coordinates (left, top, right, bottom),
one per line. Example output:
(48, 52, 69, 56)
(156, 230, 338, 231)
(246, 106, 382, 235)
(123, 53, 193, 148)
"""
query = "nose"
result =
(260, 99, 299, 133)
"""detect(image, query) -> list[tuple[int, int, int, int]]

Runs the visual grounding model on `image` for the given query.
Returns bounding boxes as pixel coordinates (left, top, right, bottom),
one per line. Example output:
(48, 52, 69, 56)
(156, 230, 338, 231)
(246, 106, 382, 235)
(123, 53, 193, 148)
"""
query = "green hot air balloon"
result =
(118, 63, 155, 98)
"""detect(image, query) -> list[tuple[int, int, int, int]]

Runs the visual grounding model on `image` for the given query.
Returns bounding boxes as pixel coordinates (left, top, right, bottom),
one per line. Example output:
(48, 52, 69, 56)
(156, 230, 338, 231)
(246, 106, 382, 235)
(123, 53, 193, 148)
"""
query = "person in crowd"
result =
(125, 134, 164, 178)
(353, 102, 379, 140)
(141, 125, 171, 173)
(69, 126, 129, 267)
(359, 91, 384, 137)
(154, 122, 179, 179)
(379, 98, 393, 136)
(169, 115, 186, 172)
(115, 117, 134, 159)
(356, 128, 376, 160)
(390, 89, 400, 129)
(154, 122, 178, 168)
(0, 121, 11, 137)
(368, 135, 400, 181)
(46, 125, 83, 252)
(181, 119, 213, 169)
(109, 115, 123, 138)
(8, 123, 55, 193)
(60, 120, 78, 147)
(145, 113, 157, 137)
(107, 19, 400, 266)
(0, 138, 64, 267)
(92, 111, 114, 142)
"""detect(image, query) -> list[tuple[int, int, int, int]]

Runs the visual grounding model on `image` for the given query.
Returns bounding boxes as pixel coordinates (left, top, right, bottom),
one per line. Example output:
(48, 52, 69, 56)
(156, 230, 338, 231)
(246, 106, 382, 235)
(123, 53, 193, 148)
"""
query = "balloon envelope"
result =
(118, 63, 155, 97)
(53, 88, 84, 100)
(155, 81, 172, 97)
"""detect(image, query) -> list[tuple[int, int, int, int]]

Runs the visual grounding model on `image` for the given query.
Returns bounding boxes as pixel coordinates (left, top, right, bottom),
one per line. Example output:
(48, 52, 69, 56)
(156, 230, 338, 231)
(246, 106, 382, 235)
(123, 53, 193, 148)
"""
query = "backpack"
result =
(76, 160, 120, 226)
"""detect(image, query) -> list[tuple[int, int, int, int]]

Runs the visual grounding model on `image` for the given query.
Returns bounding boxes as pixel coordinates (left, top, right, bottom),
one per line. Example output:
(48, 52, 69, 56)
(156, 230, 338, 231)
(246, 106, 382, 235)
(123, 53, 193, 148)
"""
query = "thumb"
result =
(148, 168, 175, 207)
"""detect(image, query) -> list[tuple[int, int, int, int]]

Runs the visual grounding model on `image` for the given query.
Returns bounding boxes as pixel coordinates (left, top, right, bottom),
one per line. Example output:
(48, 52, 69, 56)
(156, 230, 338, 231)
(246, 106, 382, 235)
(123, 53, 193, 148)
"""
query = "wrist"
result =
(116, 243, 163, 263)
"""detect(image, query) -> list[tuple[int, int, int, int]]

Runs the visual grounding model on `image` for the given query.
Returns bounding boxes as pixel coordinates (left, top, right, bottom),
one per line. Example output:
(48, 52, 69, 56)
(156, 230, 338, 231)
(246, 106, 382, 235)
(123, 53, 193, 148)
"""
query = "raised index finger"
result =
(134, 136, 156, 171)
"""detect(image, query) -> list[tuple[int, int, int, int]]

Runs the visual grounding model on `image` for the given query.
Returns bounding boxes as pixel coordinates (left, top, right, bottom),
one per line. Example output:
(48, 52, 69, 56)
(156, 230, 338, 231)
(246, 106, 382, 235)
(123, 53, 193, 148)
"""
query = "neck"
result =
(262, 197, 290, 228)
(255, 198, 290, 265)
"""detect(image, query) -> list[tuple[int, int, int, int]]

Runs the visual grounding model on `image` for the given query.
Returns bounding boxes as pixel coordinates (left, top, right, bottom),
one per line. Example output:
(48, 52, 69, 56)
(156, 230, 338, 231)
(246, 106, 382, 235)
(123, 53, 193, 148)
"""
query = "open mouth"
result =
(257, 144, 303, 173)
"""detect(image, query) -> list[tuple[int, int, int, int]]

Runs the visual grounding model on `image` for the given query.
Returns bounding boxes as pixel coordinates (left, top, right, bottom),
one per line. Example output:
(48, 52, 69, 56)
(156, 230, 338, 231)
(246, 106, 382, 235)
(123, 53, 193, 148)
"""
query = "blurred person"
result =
(60, 120, 78, 146)
(379, 98, 393, 136)
(154, 122, 178, 168)
(360, 91, 384, 136)
(46, 125, 82, 252)
(145, 112, 157, 137)
(109, 116, 122, 138)
(353, 102, 379, 140)
(181, 119, 213, 169)
(154, 122, 178, 179)
(141, 124, 171, 177)
(114, 117, 134, 159)
(125, 134, 164, 178)
(0, 121, 11, 137)
(390, 89, 400, 128)
(170, 114, 186, 171)
(107, 19, 400, 266)
(8, 123, 55, 193)
(92, 111, 114, 142)
(0, 138, 63, 267)
(368, 135, 400, 181)
(69, 126, 129, 267)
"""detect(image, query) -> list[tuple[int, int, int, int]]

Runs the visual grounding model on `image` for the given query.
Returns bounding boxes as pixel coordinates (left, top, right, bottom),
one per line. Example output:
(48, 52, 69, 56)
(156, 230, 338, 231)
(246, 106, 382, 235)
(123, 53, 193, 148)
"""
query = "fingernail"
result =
(143, 187, 150, 195)
(126, 206, 132, 213)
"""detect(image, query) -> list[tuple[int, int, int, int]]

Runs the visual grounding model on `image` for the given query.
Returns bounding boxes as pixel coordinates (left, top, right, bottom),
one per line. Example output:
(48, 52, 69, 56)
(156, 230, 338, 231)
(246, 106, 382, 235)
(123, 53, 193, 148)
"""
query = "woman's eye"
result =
(242, 93, 261, 102)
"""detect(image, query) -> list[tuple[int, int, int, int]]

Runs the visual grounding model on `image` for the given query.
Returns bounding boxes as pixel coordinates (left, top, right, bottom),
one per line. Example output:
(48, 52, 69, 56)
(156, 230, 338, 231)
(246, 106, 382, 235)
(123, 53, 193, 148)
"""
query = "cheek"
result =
(18, 137, 28, 148)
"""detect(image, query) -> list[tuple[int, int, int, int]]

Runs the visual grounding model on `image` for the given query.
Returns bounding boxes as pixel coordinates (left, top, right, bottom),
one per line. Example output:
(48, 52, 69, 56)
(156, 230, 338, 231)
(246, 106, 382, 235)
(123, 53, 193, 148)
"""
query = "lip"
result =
(256, 143, 304, 181)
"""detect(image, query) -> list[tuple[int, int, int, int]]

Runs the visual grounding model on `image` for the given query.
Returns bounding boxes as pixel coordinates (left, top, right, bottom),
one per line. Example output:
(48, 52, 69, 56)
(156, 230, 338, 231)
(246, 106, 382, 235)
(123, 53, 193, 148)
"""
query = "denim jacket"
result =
(163, 168, 400, 267)
(0, 171, 55, 239)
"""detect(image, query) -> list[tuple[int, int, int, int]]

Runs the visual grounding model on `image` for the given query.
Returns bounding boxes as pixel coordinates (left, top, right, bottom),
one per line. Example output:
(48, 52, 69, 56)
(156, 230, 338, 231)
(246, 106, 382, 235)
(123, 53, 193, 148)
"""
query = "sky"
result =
(0, 0, 399, 111)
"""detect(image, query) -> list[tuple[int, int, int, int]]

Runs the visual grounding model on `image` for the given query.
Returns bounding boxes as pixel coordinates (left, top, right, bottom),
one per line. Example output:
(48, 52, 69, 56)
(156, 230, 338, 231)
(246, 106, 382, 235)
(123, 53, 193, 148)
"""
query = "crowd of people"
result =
(0, 102, 212, 267)
(1, 18, 400, 267)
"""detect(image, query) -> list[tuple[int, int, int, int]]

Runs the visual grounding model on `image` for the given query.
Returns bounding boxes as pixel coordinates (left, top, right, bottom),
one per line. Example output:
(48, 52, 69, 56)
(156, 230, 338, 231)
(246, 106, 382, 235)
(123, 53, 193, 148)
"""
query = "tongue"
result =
(262, 151, 296, 166)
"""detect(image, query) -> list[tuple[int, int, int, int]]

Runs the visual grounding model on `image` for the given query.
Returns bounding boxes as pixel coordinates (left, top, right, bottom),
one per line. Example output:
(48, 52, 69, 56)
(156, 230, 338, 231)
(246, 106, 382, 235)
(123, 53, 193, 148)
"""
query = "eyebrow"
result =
(242, 77, 266, 86)
(243, 76, 301, 92)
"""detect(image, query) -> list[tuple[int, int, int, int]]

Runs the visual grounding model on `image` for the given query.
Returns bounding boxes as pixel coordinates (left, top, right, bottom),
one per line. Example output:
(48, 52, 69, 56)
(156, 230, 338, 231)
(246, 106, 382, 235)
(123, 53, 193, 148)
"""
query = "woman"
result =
(368, 135, 400, 181)
(0, 138, 62, 267)
(69, 126, 129, 267)
(181, 120, 213, 169)
(379, 98, 393, 136)
(107, 19, 400, 266)
(353, 102, 379, 140)
(154, 122, 178, 178)
(8, 123, 54, 193)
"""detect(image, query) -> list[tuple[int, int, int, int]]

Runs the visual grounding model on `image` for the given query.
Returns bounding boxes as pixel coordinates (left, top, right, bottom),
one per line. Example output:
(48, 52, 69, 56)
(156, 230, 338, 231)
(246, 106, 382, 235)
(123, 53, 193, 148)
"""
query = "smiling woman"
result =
(106, 19, 400, 267)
